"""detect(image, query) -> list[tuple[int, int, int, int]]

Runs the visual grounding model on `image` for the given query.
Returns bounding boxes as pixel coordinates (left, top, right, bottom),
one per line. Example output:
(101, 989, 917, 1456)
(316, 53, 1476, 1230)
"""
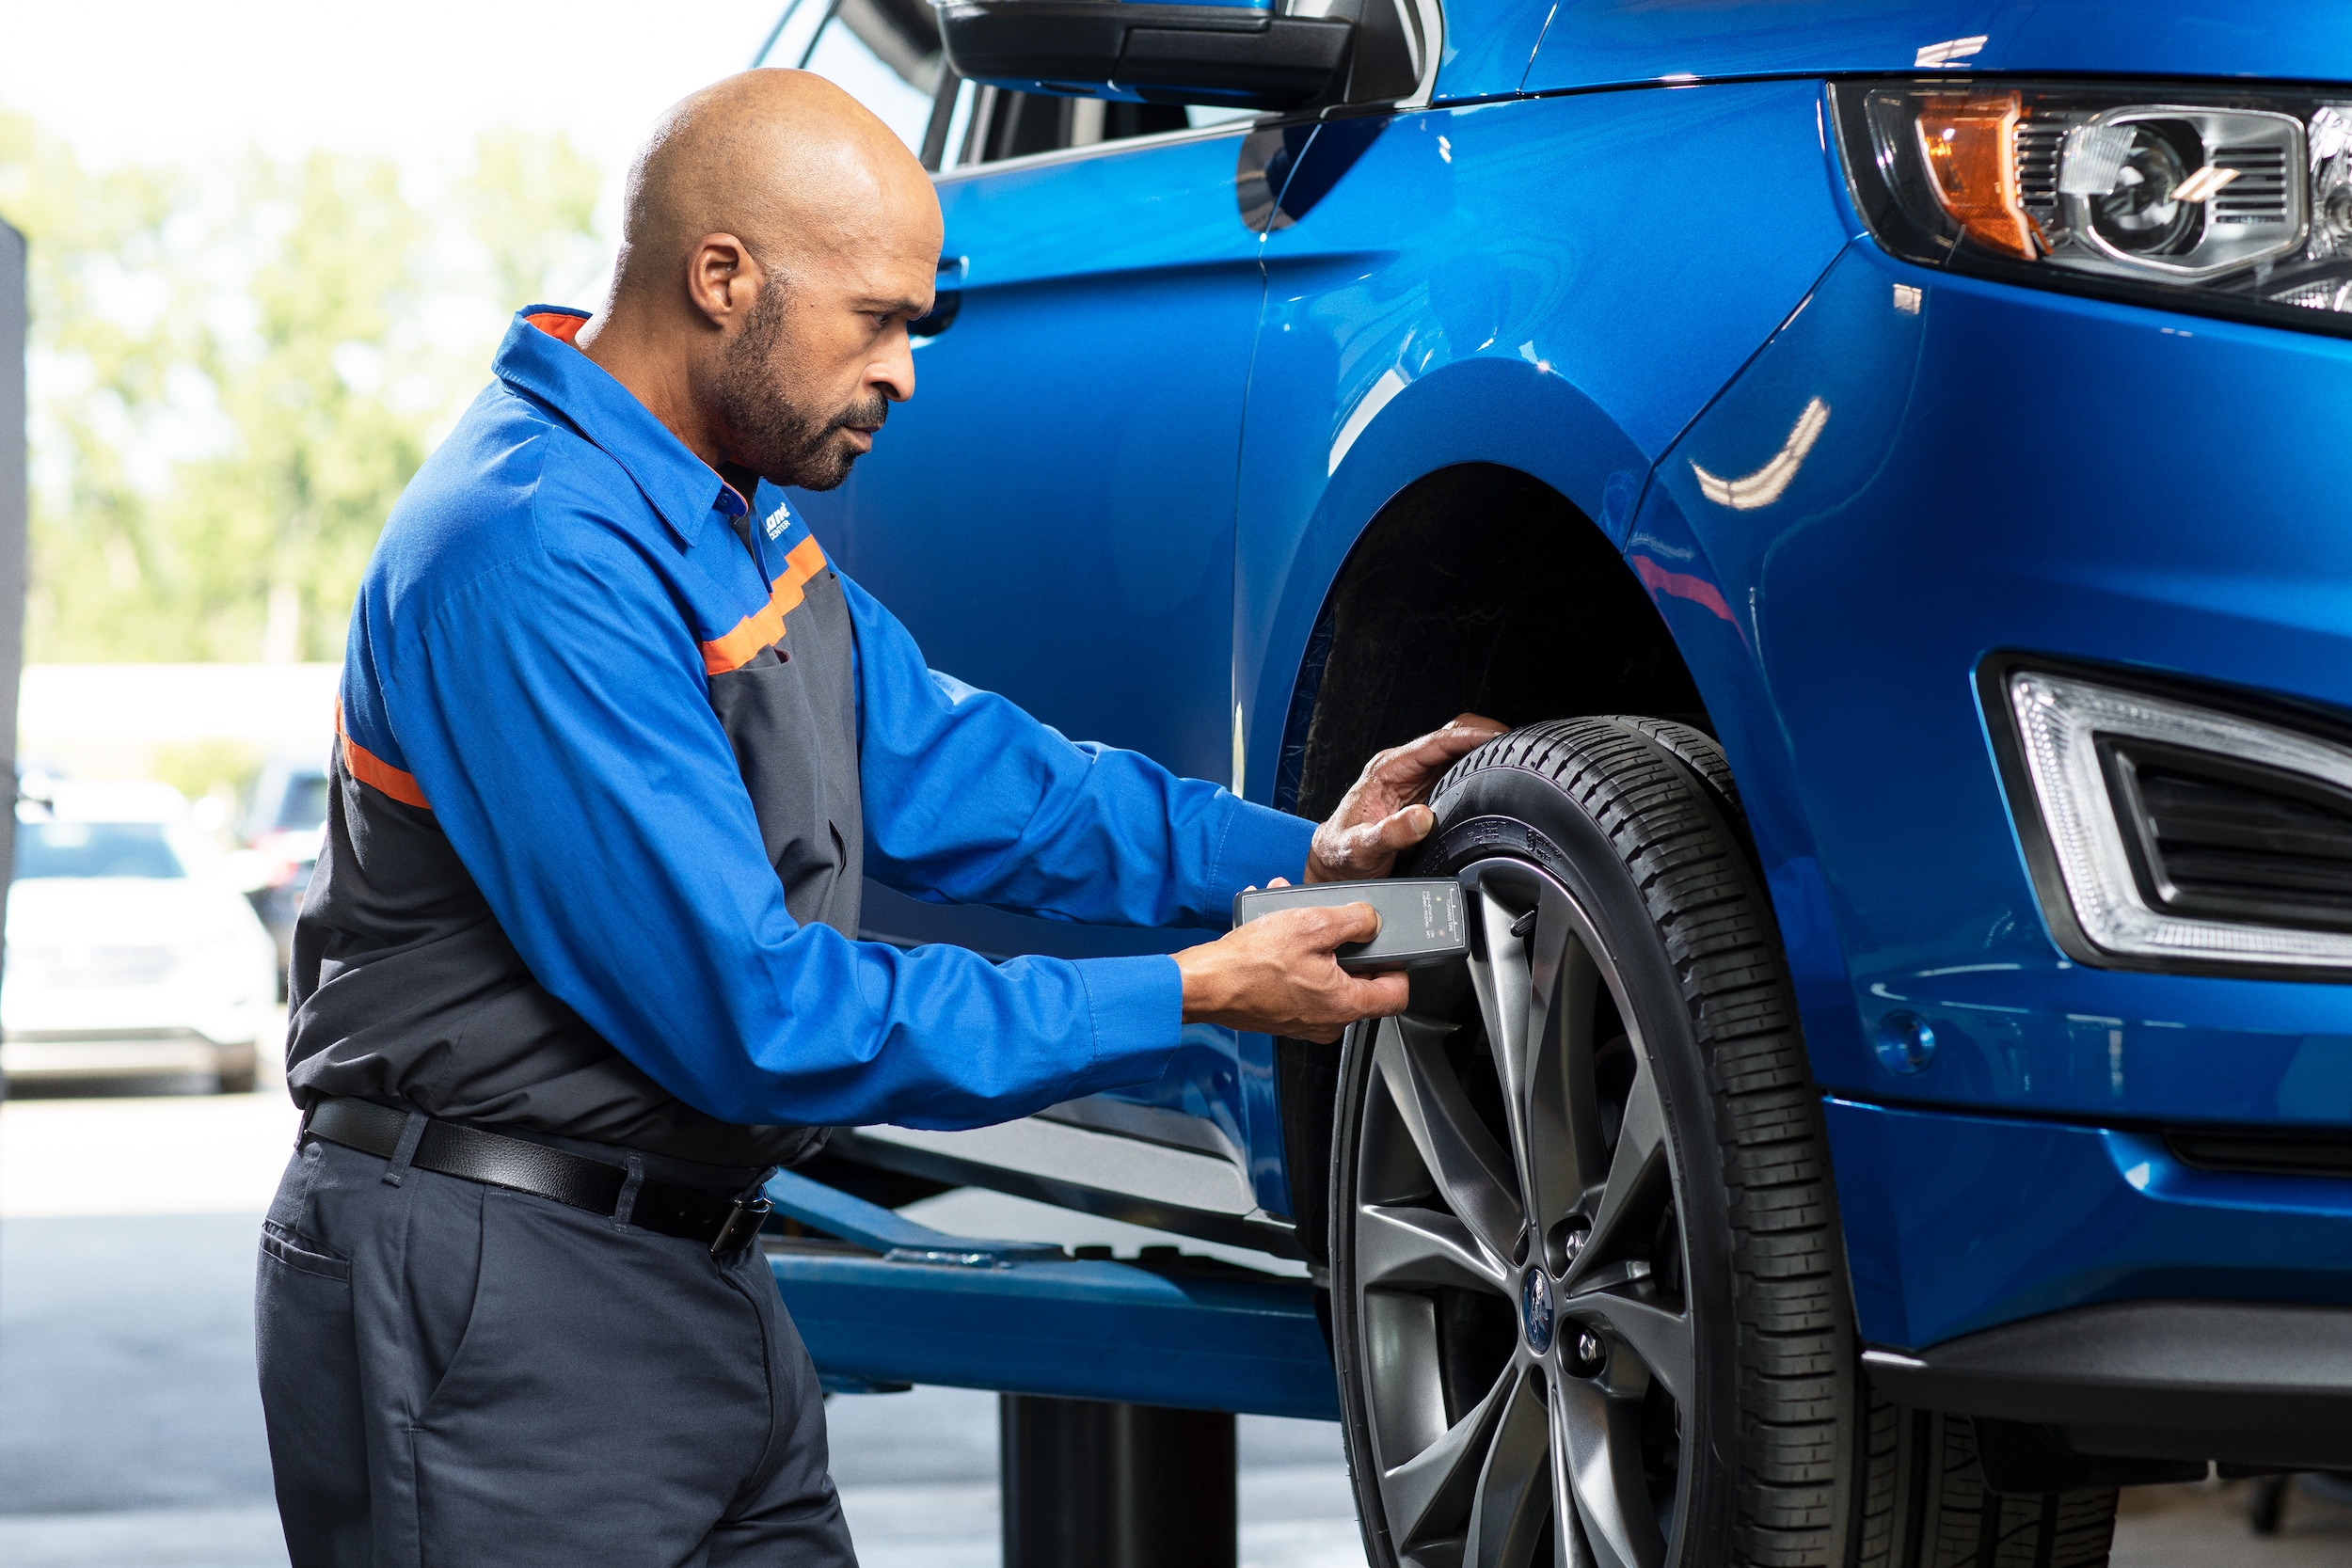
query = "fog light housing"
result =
(1992, 664, 2352, 976)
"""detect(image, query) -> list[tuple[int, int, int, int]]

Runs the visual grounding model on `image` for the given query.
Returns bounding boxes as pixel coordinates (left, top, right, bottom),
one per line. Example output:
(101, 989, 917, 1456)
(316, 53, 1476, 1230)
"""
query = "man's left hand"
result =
(1305, 713, 1509, 883)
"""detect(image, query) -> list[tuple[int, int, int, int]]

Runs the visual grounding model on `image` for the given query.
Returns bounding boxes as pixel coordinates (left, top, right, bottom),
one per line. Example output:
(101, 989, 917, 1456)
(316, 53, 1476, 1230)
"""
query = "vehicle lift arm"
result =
(760, 1167, 1342, 1567)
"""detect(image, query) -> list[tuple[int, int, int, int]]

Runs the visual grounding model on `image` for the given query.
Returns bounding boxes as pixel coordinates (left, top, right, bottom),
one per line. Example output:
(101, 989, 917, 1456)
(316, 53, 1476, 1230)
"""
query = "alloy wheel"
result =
(1350, 856, 1695, 1568)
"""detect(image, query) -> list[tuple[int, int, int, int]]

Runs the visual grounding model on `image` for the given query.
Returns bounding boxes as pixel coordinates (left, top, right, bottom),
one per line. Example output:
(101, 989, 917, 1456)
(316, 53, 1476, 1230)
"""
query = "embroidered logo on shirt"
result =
(764, 504, 791, 541)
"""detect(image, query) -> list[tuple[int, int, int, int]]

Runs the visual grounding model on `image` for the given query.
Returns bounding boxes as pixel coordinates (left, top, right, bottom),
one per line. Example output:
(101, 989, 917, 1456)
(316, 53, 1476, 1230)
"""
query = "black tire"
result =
(1853, 1393, 2118, 1568)
(1327, 718, 2115, 1568)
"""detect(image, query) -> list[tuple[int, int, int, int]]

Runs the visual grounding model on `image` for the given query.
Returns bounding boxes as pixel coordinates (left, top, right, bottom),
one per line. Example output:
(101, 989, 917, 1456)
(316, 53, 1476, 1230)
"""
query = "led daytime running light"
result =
(2009, 671, 2352, 970)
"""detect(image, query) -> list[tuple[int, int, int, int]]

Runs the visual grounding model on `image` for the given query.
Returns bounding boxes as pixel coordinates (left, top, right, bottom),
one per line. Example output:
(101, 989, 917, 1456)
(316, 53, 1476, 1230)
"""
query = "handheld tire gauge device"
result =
(1232, 878, 1470, 973)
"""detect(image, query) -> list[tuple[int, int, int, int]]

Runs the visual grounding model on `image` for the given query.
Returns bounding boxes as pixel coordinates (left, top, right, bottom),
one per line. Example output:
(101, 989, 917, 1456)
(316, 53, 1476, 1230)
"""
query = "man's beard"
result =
(708, 279, 889, 492)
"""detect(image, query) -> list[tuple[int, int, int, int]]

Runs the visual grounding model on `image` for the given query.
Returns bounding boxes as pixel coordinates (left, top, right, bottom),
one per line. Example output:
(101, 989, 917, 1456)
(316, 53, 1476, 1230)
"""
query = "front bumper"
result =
(1634, 231, 2352, 1394)
(1823, 1098, 2352, 1346)
(1864, 1296, 2352, 1471)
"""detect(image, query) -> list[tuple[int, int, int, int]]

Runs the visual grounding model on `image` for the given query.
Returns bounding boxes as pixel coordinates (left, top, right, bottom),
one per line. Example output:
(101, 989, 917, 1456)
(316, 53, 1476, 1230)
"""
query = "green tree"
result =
(0, 112, 206, 658)
(176, 151, 433, 662)
(465, 128, 605, 311)
(0, 119, 603, 663)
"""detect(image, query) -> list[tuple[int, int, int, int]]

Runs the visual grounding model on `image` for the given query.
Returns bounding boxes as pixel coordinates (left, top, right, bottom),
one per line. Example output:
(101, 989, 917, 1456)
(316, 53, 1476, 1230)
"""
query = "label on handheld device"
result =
(1232, 879, 1470, 973)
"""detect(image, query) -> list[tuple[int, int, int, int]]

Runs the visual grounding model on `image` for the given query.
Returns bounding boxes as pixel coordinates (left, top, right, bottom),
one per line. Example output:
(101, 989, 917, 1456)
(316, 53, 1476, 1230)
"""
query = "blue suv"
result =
(768, 1, 2352, 1563)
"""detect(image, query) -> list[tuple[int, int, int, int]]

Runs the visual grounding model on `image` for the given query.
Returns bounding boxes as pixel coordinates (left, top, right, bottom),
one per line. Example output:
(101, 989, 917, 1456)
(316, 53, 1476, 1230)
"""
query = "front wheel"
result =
(1327, 717, 2120, 1568)
(1329, 718, 1853, 1568)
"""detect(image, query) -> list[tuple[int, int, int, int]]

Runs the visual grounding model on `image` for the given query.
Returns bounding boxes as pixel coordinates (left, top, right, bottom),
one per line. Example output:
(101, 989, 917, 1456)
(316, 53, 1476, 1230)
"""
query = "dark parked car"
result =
(241, 756, 328, 987)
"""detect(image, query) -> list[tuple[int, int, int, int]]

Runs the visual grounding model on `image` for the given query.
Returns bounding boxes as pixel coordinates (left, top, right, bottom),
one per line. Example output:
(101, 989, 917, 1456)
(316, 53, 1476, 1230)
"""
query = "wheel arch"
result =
(1264, 457, 1716, 1266)
(1272, 461, 1706, 824)
(1246, 356, 1863, 1259)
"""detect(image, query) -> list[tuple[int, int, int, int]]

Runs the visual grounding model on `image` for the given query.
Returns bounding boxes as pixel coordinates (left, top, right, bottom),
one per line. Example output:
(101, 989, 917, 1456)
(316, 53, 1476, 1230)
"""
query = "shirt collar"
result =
(492, 305, 749, 545)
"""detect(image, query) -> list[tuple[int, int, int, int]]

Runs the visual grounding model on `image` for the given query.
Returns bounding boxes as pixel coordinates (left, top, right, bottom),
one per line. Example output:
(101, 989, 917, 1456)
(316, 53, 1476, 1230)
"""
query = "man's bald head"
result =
(581, 69, 943, 492)
(616, 69, 933, 299)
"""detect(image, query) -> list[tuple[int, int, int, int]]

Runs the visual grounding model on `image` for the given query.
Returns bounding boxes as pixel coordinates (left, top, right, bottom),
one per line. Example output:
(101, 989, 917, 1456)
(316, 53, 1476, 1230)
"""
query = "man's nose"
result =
(875, 335, 915, 404)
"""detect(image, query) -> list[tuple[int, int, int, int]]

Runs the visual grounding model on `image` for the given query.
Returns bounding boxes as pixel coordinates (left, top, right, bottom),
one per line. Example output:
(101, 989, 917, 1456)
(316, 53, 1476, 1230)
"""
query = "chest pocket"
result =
(703, 571, 864, 939)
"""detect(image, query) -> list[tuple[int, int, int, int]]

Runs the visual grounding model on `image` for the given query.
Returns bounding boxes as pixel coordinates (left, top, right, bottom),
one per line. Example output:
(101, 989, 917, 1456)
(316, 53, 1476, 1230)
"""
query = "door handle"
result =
(912, 255, 966, 339)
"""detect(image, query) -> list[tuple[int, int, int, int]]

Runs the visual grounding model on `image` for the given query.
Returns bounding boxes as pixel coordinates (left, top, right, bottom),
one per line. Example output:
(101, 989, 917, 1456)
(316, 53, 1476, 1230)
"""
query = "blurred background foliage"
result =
(0, 114, 603, 663)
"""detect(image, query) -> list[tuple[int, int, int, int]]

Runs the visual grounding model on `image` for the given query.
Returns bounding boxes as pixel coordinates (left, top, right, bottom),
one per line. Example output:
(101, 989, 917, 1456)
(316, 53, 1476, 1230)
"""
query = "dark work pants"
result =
(255, 1136, 857, 1567)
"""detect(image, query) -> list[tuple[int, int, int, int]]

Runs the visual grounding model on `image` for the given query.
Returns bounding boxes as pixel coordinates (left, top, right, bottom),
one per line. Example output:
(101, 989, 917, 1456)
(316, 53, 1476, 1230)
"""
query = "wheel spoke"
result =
(1465, 1368, 1554, 1568)
(1381, 1359, 1515, 1549)
(1552, 1367, 1666, 1568)
(1565, 1292, 1692, 1412)
(1470, 886, 1535, 1197)
(1562, 1058, 1667, 1294)
(1358, 1201, 1514, 1295)
(1374, 1016, 1521, 1261)
(1522, 884, 1606, 1239)
(1549, 1393, 1596, 1568)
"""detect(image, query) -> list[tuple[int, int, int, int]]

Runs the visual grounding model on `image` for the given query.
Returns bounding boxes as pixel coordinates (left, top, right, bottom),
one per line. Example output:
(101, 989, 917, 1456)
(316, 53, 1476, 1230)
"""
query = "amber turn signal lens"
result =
(1915, 93, 2038, 259)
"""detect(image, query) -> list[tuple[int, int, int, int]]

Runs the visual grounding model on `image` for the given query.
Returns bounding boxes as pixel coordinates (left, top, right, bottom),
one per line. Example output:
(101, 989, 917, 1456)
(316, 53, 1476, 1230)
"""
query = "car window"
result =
(775, 0, 945, 156)
(761, 0, 1274, 174)
(275, 772, 331, 832)
(15, 821, 187, 880)
(938, 87, 1255, 172)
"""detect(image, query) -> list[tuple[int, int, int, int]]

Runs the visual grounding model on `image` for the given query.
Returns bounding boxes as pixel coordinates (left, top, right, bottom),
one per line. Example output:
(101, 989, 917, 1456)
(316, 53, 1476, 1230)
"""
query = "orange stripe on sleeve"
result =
(701, 536, 829, 675)
(336, 699, 432, 810)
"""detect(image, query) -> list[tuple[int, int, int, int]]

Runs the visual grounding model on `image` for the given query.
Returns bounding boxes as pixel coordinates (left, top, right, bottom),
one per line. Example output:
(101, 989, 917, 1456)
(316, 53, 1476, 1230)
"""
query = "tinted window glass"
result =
(16, 822, 186, 879)
(942, 86, 1261, 172)
(276, 773, 331, 832)
(802, 0, 943, 154)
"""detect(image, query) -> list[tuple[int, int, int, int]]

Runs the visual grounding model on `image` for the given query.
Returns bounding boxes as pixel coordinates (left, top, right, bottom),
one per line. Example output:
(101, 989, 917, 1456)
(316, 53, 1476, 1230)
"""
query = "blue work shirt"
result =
(307, 307, 1314, 1144)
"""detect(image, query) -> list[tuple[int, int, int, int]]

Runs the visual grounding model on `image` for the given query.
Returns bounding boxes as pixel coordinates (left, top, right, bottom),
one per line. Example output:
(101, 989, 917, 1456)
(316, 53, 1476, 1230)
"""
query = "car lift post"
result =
(1000, 1393, 1236, 1568)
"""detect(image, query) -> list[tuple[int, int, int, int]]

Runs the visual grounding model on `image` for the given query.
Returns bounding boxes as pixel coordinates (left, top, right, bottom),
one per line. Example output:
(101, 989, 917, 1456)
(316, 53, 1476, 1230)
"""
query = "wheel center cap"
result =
(1520, 1267, 1555, 1354)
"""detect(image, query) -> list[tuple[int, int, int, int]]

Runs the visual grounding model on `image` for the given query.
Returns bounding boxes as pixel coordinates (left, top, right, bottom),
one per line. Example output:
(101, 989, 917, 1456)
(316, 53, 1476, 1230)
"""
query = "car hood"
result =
(5, 877, 270, 949)
(1520, 0, 2352, 94)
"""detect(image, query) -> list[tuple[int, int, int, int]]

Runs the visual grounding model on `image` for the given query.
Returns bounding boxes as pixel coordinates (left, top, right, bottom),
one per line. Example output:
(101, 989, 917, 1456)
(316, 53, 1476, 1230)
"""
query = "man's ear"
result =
(686, 233, 761, 328)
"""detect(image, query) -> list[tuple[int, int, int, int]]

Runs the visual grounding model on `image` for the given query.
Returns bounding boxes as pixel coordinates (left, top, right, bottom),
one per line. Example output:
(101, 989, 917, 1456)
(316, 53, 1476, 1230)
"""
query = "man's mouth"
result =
(841, 427, 876, 452)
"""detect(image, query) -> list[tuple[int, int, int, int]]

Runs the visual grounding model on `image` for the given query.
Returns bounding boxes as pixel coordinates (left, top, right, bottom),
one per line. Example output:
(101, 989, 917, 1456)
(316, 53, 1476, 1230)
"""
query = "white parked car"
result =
(5, 780, 279, 1093)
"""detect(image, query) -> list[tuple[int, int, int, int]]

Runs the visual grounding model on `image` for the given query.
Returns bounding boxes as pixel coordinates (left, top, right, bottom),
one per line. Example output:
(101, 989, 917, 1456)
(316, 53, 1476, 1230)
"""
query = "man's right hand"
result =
(1174, 894, 1410, 1043)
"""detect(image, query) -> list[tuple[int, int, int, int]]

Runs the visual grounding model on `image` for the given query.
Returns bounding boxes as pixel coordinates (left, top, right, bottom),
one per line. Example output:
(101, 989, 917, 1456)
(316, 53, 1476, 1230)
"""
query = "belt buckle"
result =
(710, 1195, 772, 1256)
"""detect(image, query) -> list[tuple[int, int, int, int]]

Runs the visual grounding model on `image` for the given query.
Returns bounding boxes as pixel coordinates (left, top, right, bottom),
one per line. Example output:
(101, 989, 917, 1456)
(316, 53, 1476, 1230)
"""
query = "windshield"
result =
(14, 821, 187, 879)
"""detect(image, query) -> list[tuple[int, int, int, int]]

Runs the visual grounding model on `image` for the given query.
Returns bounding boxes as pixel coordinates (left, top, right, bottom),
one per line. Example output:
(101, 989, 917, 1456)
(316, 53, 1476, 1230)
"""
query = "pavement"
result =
(0, 1063, 1363, 1567)
(0, 1069, 2344, 1567)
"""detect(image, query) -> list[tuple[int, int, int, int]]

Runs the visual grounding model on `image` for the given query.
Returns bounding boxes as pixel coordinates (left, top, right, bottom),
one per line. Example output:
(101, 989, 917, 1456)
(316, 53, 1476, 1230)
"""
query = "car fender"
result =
(1237, 84, 1852, 805)
(1237, 351, 1650, 766)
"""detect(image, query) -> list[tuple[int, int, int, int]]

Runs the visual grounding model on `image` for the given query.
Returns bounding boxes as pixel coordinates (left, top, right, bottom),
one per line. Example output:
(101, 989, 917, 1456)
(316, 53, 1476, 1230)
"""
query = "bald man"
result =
(257, 70, 1501, 1566)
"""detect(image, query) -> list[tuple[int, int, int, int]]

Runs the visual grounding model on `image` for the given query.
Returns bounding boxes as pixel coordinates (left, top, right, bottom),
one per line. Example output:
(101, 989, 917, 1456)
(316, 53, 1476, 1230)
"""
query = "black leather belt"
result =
(306, 1097, 772, 1256)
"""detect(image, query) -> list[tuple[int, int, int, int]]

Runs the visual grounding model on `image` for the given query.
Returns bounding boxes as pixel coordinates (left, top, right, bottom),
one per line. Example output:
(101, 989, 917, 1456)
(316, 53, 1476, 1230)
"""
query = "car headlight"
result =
(1831, 80, 2352, 334)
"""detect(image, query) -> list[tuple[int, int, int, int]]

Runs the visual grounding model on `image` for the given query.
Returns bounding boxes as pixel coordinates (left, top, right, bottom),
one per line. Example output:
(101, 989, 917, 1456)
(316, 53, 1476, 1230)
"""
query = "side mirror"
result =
(937, 0, 1356, 112)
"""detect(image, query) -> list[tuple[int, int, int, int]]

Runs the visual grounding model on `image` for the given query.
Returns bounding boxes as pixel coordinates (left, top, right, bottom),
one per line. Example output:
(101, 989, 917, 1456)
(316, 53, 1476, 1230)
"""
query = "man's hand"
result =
(1306, 713, 1508, 883)
(1176, 894, 1407, 1043)
(1183, 714, 1507, 1043)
